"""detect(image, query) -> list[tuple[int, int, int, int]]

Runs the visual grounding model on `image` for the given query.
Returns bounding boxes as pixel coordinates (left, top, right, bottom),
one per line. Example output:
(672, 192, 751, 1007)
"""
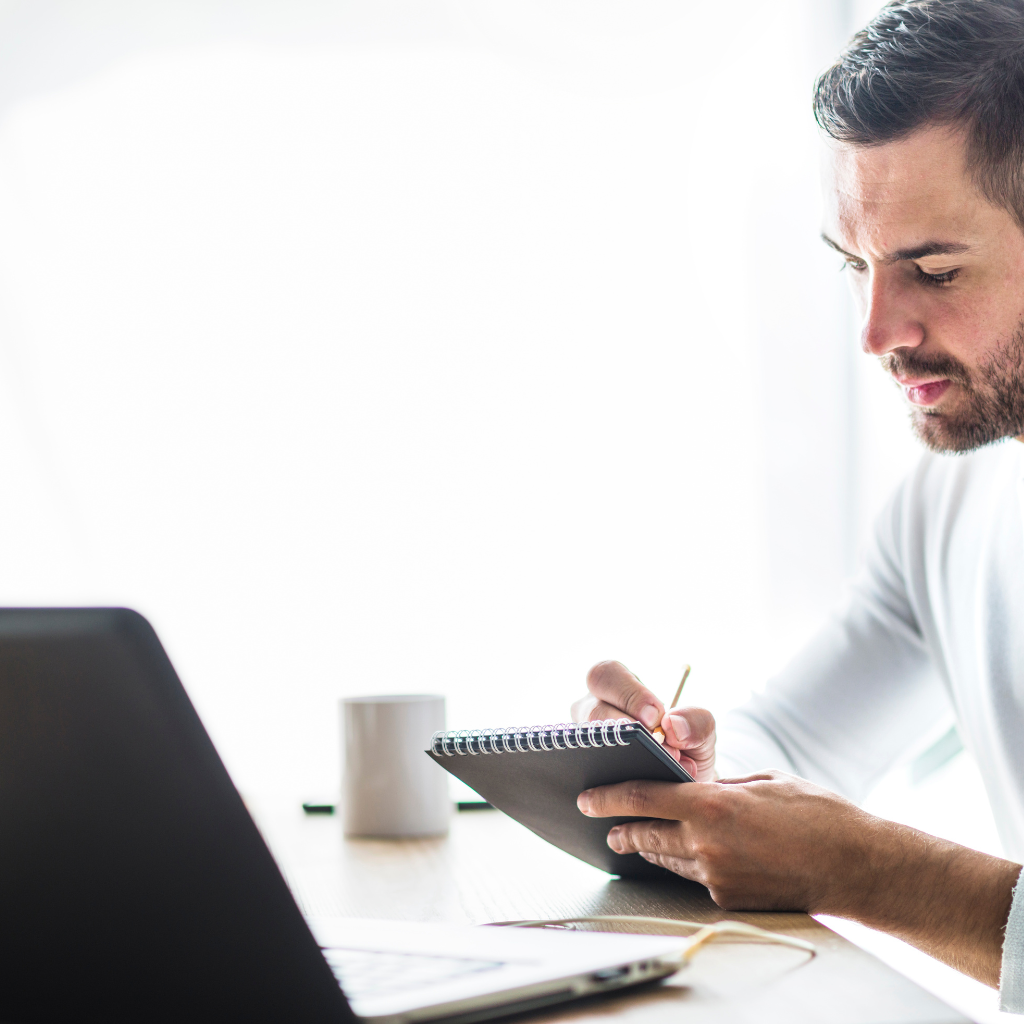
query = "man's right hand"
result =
(570, 660, 718, 782)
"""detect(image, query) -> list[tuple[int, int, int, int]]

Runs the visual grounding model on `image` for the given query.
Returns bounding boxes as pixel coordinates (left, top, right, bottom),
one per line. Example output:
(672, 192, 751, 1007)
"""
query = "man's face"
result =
(822, 126, 1024, 452)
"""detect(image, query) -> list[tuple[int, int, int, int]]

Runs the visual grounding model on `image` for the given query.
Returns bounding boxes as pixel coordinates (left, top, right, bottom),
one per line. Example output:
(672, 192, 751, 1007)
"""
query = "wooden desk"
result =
(252, 803, 969, 1024)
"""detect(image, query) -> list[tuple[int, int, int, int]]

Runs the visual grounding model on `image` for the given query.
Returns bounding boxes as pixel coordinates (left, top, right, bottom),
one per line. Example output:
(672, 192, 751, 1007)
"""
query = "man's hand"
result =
(577, 770, 1021, 987)
(570, 660, 717, 781)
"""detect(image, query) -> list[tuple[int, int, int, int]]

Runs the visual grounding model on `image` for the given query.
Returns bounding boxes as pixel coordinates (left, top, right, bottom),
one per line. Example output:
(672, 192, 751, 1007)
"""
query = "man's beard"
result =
(880, 320, 1024, 453)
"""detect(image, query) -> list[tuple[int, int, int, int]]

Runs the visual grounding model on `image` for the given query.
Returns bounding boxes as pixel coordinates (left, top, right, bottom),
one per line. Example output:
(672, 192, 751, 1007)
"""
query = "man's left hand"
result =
(578, 770, 870, 912)
(577, 770, 1022, 987)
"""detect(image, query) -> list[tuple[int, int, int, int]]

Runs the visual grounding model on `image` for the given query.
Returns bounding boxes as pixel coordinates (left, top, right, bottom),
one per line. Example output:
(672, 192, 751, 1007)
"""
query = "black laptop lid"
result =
(0, 608, 354, 1024)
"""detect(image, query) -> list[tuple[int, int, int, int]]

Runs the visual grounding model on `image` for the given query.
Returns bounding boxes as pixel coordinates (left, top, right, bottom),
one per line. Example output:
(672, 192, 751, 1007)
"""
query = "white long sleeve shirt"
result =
(714, 438, 1024, 1009)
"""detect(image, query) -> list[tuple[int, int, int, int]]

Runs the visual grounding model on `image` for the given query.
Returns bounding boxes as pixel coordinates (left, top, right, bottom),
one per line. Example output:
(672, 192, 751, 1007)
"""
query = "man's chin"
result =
(910, 408, 1013, 454)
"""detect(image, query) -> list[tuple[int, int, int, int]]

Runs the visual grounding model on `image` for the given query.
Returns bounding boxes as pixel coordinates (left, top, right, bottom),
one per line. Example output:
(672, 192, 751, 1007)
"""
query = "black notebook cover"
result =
(426, 720, 694, 878)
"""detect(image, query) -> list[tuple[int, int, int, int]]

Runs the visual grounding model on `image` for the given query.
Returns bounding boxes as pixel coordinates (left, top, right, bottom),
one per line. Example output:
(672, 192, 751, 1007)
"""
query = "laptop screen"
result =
(0, 607, 353, 1023)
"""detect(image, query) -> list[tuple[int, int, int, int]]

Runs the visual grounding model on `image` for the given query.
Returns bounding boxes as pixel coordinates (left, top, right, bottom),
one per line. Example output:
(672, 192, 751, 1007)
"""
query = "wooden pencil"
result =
(650, 664, 691, 744)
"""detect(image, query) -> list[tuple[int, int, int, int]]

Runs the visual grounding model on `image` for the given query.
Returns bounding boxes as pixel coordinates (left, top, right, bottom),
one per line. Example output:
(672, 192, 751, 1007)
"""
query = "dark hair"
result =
(813, 0, 1024, 228)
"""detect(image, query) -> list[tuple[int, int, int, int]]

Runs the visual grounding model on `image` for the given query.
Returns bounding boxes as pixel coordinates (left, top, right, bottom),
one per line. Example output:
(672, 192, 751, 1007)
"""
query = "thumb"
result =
(585, 661, 664, 731)
(662, 707, 716, 782)
(659, 712, 716, 770)
(662, 707, 716, 753)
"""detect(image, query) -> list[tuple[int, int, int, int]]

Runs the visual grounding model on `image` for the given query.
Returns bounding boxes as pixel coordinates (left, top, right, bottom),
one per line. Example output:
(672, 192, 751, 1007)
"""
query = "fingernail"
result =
(577, 792, 592, 814)
(669, 716, 690, 744)
(639, 705, 661, 730)
(607, 828, 623, 852)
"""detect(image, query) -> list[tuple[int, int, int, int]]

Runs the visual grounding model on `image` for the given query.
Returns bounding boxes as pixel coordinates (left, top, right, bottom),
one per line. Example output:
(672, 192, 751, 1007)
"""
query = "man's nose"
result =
(859, 272, 924, 356)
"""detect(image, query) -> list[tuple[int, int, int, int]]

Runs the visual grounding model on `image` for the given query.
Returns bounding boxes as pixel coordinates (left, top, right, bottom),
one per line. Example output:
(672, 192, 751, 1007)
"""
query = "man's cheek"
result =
(848, 277, 869, 315)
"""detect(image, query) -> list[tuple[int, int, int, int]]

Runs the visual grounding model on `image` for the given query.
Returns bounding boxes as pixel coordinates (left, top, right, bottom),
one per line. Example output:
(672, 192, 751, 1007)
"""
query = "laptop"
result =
(0, 608, 685, 1023)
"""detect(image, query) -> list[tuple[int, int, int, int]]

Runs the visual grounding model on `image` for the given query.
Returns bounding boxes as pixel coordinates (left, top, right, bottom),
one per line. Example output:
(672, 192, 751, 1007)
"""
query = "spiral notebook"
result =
(426, 719, 694, 878)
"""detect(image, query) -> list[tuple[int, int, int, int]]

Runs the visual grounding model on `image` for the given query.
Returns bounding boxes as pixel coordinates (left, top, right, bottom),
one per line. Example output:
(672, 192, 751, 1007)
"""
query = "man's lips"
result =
(895, 376, 952, 406)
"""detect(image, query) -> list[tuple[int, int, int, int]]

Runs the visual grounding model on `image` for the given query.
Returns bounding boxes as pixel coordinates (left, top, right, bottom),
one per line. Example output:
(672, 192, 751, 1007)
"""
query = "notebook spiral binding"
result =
(429, 718, 640, 756)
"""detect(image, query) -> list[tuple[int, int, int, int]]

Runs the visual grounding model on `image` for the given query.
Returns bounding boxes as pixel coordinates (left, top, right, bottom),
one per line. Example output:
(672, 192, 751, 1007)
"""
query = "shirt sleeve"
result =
(1002, 868, 1024, 1012)
(715, 474, 951, 804)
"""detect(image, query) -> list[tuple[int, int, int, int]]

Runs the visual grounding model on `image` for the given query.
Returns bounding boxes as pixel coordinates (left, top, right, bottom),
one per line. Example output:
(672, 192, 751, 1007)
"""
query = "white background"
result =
(0, 0, 879, 798)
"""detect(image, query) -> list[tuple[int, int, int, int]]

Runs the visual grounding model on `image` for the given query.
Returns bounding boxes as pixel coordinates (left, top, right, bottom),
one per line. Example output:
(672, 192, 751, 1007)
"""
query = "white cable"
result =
(491, 915, 816, 964)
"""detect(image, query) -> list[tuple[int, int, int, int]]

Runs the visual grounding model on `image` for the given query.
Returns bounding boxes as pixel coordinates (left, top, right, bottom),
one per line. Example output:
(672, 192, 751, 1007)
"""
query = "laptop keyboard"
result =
(323, 947, 506, 999)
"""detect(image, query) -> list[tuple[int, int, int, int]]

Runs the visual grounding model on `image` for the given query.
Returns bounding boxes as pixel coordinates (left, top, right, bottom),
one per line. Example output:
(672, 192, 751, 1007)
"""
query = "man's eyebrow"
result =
(883, 241, 973, 263)
(820, 233, 973, 264)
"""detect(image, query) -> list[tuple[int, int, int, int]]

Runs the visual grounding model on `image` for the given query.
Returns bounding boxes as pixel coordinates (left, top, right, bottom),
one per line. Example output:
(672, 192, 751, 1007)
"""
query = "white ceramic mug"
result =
(341, 694, 450, 838)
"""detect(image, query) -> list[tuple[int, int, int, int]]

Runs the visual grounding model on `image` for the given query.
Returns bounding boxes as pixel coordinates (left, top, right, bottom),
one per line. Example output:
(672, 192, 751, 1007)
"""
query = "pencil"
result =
(650, 664, 691, 744)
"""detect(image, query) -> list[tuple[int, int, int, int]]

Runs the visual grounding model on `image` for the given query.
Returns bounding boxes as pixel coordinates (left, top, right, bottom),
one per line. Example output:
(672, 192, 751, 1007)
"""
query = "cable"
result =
(490, 915, 816, 966)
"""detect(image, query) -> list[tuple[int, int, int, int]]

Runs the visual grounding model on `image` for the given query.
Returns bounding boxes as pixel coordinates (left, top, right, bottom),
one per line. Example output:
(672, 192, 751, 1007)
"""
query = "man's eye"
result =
(914, 266, 960, 287)
(842, 258, 867, 273)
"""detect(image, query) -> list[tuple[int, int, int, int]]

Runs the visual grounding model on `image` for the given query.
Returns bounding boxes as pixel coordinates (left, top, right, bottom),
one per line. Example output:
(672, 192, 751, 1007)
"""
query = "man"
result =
(570, 0, 1024, 1009)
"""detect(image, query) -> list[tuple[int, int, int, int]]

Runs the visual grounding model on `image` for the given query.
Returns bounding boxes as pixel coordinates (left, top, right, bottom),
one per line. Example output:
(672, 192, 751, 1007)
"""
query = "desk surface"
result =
(252, 803, 969, 1024)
